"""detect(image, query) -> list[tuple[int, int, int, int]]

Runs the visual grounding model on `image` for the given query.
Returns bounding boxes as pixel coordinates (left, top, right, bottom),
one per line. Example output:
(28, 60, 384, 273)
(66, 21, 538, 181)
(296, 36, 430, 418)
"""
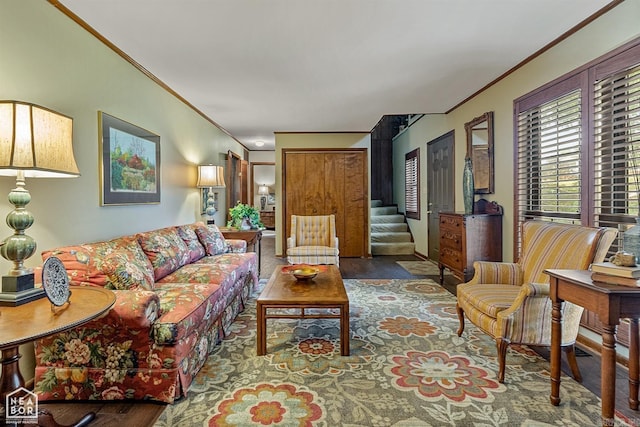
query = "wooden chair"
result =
(456, 220, 617, 383)
(286, 214, 340, 266)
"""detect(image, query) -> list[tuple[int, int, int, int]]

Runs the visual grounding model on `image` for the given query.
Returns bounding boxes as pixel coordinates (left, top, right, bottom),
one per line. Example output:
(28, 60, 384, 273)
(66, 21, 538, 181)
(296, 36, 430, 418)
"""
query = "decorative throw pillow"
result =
(194, 223, 227, 255)
(100, 238, 155, 290)
(177, 223, 206, 263)
(137, 227, 190, 281)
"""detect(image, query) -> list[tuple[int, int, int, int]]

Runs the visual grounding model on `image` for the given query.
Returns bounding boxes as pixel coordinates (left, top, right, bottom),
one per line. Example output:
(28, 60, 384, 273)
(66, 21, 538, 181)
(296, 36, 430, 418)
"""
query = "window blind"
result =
(516, 89, 583, 225)
(593, 62, 640, 233)
(405, 148, 419, 219)
(514, 38, 640, 259)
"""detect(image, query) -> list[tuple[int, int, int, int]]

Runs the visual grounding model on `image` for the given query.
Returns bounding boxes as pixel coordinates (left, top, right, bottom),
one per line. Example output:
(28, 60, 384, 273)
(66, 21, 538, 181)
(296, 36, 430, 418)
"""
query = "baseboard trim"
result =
(414, 251, 428, 260)
(577, 334, 630, 369)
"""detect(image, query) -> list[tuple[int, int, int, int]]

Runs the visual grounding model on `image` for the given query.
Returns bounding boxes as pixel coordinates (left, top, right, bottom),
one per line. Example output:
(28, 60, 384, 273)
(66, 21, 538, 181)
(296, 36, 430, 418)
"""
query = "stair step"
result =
(371, 223, 408, 233)
(370, 199, 383, 208)
(371, 242, 416, 255)
(371, 214, 406, 224)
(371, 206, 398, 216)
(371, 232, 412, 243)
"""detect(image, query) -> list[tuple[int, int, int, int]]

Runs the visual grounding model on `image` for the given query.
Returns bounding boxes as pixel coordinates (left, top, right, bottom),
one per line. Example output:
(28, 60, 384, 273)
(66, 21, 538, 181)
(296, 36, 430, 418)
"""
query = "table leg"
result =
(0, 347, 24, 403)
(257, 303, 266, 356)
(257, 237, 262, 276)
(601, 324, 617, 427)
(629, 318, 639, 410)
(550, 300, 562, 406)
(340, 303, 350, 356)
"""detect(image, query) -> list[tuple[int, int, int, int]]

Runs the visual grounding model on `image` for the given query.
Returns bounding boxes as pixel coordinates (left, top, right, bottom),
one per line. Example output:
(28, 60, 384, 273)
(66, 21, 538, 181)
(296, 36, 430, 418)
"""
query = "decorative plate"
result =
(42, 256, 70, 306)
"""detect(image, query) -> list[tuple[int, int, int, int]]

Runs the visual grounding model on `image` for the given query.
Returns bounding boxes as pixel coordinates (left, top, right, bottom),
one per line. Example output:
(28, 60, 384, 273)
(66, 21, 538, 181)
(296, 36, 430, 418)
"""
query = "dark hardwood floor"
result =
(39, 232, 639, 425)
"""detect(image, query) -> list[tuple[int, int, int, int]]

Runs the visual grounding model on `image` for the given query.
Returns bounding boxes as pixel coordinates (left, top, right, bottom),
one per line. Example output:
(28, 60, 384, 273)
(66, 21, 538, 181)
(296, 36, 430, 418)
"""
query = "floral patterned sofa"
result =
(33, 222, 258, 404)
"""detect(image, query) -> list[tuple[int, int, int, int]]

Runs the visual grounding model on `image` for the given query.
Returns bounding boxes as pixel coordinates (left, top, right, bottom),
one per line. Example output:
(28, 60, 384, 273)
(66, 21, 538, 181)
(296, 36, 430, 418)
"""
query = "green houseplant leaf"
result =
(227, 202, 264, 229)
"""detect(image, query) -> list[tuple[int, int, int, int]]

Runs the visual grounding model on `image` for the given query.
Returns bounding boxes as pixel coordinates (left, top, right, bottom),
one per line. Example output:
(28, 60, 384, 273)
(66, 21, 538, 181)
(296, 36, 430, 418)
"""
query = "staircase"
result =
(371, 200, 415, 255)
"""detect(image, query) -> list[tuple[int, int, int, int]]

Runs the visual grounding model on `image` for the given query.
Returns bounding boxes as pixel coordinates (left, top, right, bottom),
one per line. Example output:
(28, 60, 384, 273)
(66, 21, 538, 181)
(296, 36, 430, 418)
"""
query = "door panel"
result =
(226, 151, 243, 218)
(325, 154, 345, 248)
(283, 149, 367, 258)
(240, 160, 248, 204)
(427, 131, 455, 261)
(344, 152, 365, 257)
(305, 153, 325, 215)
(284, 153, 307, 241)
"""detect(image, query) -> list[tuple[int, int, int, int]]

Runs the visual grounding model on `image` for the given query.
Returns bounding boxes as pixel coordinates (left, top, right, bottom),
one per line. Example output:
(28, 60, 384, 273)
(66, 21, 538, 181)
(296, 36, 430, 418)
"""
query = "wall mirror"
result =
(465, 111, 494, 194)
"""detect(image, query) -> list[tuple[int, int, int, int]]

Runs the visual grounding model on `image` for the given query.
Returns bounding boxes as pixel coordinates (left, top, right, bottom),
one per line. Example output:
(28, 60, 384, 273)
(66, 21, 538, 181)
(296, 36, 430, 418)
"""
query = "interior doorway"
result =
(251, 162, 276, 229)
(427, 131, 455, 261)
(227, 150, 248, 221)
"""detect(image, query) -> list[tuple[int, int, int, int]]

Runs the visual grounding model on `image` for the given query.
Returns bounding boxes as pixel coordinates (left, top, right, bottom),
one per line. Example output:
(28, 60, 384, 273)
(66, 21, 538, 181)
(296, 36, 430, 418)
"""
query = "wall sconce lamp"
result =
(197, 164, 226, 225)
(258, 185, 269, 211)
(0, 101, 80, 306)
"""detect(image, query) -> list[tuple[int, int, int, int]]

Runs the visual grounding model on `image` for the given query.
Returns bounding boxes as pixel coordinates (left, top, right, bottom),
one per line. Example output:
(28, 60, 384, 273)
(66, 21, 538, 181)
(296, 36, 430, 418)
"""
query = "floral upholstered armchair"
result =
(286, 214, 340, 266)
(456, 220, 617, 383)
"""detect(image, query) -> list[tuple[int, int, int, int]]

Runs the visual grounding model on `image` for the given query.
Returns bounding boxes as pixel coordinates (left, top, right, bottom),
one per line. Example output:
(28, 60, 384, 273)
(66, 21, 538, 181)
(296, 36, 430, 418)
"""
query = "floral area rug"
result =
(156, 279, 627, 426)
(396, 260, 449, 277)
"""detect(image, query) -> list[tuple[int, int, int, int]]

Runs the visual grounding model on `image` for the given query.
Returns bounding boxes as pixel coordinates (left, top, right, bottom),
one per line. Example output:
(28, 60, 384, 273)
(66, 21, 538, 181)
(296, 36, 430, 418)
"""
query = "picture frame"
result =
(99, 112, 161, 205)
(267, 193, 276, 205)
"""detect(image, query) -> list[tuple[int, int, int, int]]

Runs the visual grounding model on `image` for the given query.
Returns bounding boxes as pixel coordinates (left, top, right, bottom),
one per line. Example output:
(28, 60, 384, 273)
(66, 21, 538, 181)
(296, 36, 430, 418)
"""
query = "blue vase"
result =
(463, 158, 475, 214)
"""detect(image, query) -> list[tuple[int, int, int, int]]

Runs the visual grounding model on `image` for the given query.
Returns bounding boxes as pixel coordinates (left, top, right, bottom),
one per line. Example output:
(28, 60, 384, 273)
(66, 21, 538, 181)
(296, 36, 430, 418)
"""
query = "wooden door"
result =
(240, 159, 248, 204)
(226, 152, 250, 223)
(283, 149, 367, 258)
(427, 131, 455, 261)
(304, 153, 326, 214)
(343, 152, 365, 256)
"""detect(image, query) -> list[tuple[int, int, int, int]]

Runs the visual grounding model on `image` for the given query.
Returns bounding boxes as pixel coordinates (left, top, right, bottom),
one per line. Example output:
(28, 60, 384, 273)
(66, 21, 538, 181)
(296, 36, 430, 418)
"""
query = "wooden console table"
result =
(546, 269, 640, 426)
(0, 286, 115, 426)
(220, 228, 262, 275)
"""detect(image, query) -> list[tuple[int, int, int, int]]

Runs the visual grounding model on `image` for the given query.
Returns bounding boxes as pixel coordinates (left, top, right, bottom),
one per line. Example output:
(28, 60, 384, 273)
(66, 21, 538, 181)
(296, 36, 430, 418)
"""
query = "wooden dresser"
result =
(260, 210, 275, 229)
(438, 199, 503, 284)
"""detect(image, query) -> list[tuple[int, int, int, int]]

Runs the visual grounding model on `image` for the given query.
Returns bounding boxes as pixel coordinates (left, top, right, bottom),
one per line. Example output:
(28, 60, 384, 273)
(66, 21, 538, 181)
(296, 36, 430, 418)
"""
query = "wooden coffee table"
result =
(257, 265, 349, 356)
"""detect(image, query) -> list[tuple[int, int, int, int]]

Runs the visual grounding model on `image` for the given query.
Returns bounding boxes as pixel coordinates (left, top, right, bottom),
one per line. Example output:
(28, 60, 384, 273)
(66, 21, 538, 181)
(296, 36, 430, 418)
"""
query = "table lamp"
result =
(258, 185, 269, 211)
(197, 164, 226, 224)
(0, 101, 80, 306)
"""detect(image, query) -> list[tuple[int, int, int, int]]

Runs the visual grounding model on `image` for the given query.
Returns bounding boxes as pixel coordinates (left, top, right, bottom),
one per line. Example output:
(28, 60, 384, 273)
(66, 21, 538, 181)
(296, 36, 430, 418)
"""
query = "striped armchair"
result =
(456, 220, 617, 383)
(287, 214, 340, 266)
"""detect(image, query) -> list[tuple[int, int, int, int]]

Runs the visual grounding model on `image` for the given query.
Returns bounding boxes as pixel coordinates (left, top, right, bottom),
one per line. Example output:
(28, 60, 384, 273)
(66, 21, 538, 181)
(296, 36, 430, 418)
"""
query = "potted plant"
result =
(227, 202, 263, 230)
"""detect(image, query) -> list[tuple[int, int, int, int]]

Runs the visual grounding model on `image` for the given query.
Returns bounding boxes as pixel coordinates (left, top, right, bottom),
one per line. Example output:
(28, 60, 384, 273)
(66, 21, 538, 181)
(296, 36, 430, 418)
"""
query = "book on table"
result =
(591, 271, 640, 287)
(590, 261, 640, 278)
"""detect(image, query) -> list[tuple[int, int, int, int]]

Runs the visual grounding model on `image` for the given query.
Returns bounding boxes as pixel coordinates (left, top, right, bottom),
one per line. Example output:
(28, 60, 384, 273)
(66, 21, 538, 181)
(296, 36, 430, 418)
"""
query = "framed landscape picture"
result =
(99, 112, 161, 205)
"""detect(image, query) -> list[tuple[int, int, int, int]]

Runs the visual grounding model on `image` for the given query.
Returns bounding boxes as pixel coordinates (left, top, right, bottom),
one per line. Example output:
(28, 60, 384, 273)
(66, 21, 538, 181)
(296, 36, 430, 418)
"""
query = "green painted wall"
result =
(394, 1, 640, 262)
(0, 0, 248, 273)
(1, 0, 249, 376)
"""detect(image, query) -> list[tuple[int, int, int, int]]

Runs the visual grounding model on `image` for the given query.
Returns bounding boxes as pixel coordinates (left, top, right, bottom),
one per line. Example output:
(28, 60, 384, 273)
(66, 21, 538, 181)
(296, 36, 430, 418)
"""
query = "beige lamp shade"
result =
(197, 164, 225, 188)
(0, 101, 80, 178)
(258, 185, 269, 195)
(0, 101, 79, 306)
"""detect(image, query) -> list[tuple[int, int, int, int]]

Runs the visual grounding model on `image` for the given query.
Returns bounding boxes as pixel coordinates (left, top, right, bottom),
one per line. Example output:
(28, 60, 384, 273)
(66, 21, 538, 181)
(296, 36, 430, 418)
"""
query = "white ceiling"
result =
(57, 0, 613, 150)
